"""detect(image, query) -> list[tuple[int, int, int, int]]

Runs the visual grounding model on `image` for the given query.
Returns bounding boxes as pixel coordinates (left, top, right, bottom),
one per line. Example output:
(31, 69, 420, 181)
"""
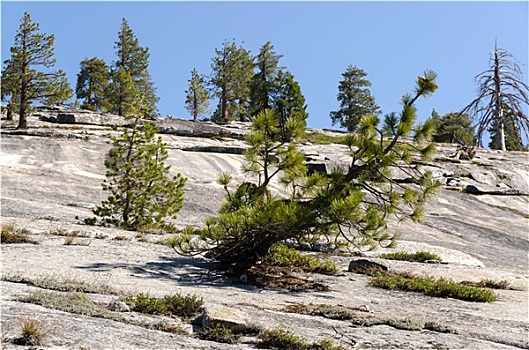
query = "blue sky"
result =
(1, 1, 528, 132)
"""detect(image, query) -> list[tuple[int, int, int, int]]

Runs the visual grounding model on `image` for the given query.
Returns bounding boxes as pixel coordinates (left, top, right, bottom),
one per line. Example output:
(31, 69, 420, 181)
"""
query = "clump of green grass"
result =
(125, 292, 204, 317)
(20, 291, 114, 318)
(266, 244, 339, 275)
(378, 251, 442, 263)
(2, 274, 117, 294)
(1, 223, 37, 244)
(461, 278, 510, 290)
(12, 315, 50, 346)
(303, 132, 349, 145)
(258, 329, 344, 350)
(370, 272, 497, 302)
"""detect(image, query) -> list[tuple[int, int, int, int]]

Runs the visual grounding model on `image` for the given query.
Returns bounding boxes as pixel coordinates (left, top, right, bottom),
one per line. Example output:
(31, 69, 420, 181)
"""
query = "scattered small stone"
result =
(108, 299, 130, 312)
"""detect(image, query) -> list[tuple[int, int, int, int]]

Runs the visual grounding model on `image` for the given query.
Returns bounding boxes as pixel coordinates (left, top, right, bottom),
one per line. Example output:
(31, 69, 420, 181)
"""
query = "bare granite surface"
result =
(1, 115, 528, 349)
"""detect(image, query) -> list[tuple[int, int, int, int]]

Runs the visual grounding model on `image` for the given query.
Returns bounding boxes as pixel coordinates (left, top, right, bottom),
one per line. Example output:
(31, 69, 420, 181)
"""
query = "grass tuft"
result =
(370, 271, 497, 302)
(2, 274, 117, 294)
(267, 244, 339, 275)
(12, 315, 50, 346)
(378, 251, 442, 263)
(1, 223, 38, 244)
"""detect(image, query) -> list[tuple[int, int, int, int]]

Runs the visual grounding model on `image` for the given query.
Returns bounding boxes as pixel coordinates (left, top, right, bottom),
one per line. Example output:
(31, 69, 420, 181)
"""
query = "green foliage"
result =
(330, 65, 380, 132)
(266, 244, 339, 275)
(1, 12, 69, 128)
(258, 329, 344, 350)
(274, 70, 308, 141)
(185, 68, 210, 121)
(461, 279, 510, 290)
(431, 110, 476, 145)
(250, 41, 283, 116)
(210, 39, 254, 122)
(378, 251, 442, 263)
(2, 274, 117, 294)
(42, 69, 73, 106)
(198, 325, 239, 344)
(488, 111, 525, 151)
(125, 292, 204, 317)
(91, 118, 186, 230)
(302, 131, 349, 145)
(1, 223, 37, 244)
(107, 18, 158, 117)
(76, 57, 110, 111)
(370, 272, 498, 302)
(173, 72, 440, 270)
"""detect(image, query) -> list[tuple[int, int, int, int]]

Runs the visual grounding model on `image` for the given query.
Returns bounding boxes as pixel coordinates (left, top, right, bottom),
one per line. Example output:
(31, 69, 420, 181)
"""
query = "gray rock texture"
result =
(1, 114, 528, 349)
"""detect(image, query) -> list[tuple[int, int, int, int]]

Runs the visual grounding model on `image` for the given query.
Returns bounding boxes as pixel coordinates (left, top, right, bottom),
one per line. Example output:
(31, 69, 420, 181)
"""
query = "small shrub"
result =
(13, 315, 49, 346)
(461, 279, 510, 290)
(162, 293, 204, 317)
(258, 329, 344, 350)
(126, 293, 167, 315)
(1, 223, 37, 244)
(198, 325, 239, 344)
(258, 329, 310, 350)
(378, 251, 442, 263)
(370, 272, 497, 302)
(126, 292, 204, 317)
(267, 244, 339, 275)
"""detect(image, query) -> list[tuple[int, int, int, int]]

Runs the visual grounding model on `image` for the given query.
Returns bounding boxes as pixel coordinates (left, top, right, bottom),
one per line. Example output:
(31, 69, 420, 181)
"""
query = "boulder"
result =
(348, 259, 388, 275)
(198, 304, 252, 333)
(465, 184, 525, 196)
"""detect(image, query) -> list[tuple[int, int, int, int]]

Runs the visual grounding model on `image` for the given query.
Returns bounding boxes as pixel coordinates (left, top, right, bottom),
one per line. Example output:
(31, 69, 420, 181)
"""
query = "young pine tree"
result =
(91, 118, 187, 230)
(185, 68, 210, 121)
(170, 71, 440, 269)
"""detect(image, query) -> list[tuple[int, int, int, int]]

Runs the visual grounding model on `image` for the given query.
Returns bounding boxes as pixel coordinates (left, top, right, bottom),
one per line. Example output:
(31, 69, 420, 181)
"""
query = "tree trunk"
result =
(221, 88, 228, 123)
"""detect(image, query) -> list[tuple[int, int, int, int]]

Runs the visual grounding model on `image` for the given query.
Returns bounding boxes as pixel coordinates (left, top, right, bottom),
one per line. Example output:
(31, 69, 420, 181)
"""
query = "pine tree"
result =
(185, 68, 209, 121)
(210, 40, 253, 122)
(274, 70, 308, 141)
(106, 67, 140, 118)
(250, 41, 283, 116)
(330, 65, 381, 133)
(170, 71, 440, 268)
(91, 116, 187, 230)
(431, 110, 475, 145)
(1, 12, 69, 129)
(488, 108, 524, 151)
(76, 57, 109, 111)
(110, 18, 158, 117)
(462, 43, 529, 151)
